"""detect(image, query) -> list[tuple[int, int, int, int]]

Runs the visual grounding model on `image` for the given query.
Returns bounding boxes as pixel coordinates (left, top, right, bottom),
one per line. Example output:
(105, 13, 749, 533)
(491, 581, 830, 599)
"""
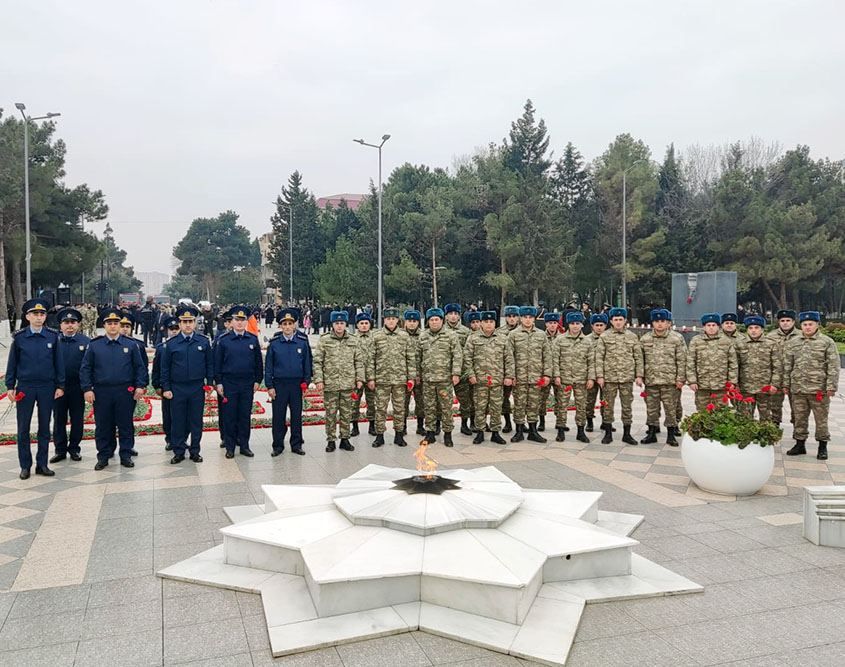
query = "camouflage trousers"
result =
(792, 393, 831, 441)
(352, 385, 376, 423)
(404, 381, 424, 431)
(736, 392, 773, 422)
(770, 391, 795, 426)
(454, 378, 474, 419)
(695, 389, 727, 412)
(645, 385, 678, 427)
(424, 381, 454, 433)
(375, 384, 407, 434)
(540, 383, 566, 422)
(557, 383, 587, 427)
(502, 384, 513, 416)
(473, 384, 504, 432)
(324, 390, 355, 441)
(601, 382, 633, 425)
(673, 388, 683, 425)
(513, 382, 543, 424)
(586, 383, 602, 420)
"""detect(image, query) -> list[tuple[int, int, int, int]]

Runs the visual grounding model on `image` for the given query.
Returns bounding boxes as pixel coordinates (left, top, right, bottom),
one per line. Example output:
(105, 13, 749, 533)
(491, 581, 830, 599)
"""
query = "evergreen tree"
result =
(503, 99, 552, 178)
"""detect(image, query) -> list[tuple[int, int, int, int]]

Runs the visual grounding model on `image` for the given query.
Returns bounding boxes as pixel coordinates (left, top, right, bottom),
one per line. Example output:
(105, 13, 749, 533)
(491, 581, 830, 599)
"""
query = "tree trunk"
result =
(431, 238, 438, 308)
(761, 279, 780, 310)
(0, 237, 9, 336)
(499, 258, 507, 314)
(532, 288, 539, 308)
(11, 256, 24, 326)
(792, 287, 801, 313)
(779, 282, 787, 310)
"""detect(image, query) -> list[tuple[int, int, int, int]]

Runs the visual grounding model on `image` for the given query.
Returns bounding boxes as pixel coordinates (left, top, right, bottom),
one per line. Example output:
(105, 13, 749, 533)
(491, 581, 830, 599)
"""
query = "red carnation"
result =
(406, 380, 413, 390)
(640, 391, 648, 398)
(351, 392, 359, 401)
(203, 385, 212, 392)
(128, 386, 135, 393)
(725, 382, 734, 390)
(15, 391, 25, 401)
(761, 385, 773, 393)
(744, 396, 755, 403)
(565, 385, 573, 392)
(222, 397, 229, 404)
(567, 405, 577, 411)
(816, 391, 824, 402)
(721, 395, 729, 404)
(599, 400, 608, 407)
(300, 382, 308, 392)
(486, 375, 492, 387)
(706, 403, 715, 412)
(536, 378, 546, 387)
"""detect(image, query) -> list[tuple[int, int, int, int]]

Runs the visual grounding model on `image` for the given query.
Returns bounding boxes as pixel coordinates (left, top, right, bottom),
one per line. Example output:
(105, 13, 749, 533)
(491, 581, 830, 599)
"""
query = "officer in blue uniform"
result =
(265, 307, 313, 456)
(5, 298, 66, 479)
(213, 305, 263, 459)
(151, 315, 180, 451)
(115, 310, 149, 457)
(50, 307, 90, 464)
(79, 308, 148, 470)
(160, 305, 213, 464)
(213, 309, 234, 448)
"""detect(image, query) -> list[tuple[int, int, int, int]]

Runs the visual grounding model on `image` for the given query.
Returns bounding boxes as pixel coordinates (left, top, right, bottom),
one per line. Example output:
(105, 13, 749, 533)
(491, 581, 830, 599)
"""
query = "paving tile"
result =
(645, 534, 722, 560)
(567, 629, 698, 666)
(163, 618, 249, 664)
(687, 529, 766, 553)
(249, 646, 344, 666)
(572, 601, 646, 641)
(241, 613, 269, 651)
(0, 609, 84, 650)
(235, 591, 262, 617)
(0, 641, 78, 667)
(0, 558, 23, 589)
(7, 583, 90, 619)
(172, 654, 253, 666)
(336, 633, 432, 667)
(75, 627, 162, 666)
(87, 574, 162, 608)
(777, 542, 845, 568)
(164, 588, 241, 627)
(411, 630, 500, 664)
(82, 598, 162, 639)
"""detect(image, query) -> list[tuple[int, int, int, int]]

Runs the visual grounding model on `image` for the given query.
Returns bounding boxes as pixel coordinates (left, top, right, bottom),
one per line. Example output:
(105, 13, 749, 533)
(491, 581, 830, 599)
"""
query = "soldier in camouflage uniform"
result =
(351, 312, 376, 437)
(463, 311, 512, 445)
(402, 310, 425, 435)
(767, 309, 801, 427)
(313, 311, 364, 452)
(639, 309, 686, 446)
(367, 308, 417, 448)
(735, 315, 781, 422)
(538, 312, 562, 432)
(81, 305, 98, 338)
(419, 308, 462, 446)
(552, 311, 594, 443)
(584, 313, 608, 432)
(720, 312, 748, 343)
(466, 310, 481, 335)
(686, 313, 738, 412)
(445, 304, 473, 435)
(783, 311, 839, 460)
(595, 308, 643, 445)
(507, 306, 552, 443)
(497, 305, 521, 432)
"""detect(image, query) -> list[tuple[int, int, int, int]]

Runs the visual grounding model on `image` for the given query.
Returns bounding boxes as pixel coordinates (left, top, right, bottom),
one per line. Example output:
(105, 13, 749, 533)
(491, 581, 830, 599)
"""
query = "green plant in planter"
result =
(681, 383, 783, 448)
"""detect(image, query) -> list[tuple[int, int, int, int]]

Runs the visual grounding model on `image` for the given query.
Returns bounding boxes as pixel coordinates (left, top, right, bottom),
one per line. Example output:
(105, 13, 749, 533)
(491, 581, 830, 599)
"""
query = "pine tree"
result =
(503, 99, 552, 178)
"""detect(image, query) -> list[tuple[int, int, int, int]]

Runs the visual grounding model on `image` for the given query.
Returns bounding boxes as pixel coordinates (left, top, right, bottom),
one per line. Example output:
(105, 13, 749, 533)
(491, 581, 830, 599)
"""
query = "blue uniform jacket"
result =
(264, 331, 313, 386)
(213, 332, 263, 385)
(58, 333, 91, 386)
(5, 327, 66, 390)
(79, 335, 148, 390)
(160, 333, 213, 391)
(151, 342, 165, 389)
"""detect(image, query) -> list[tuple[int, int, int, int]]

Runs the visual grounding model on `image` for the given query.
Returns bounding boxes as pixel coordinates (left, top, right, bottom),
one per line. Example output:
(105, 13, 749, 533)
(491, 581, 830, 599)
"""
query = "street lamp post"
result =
(15, 103, 61, 300)
(233, 265, 244, 302)
(621, 159, 645, 310)
(273, 202, 295, 304)
(354, 134, 390, 328)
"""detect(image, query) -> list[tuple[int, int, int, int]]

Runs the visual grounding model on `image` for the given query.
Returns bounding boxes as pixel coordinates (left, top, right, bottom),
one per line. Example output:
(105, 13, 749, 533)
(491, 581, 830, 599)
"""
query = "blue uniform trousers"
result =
(162, 397, 172, 444)
(93, 386, 135, 463)
(53, 383, 85, 456)
(16, 384, 54, 470)
(221, 379, 253, 453)
(272, 379, 304, 452)
(217, 394, 225, 442)
(171, 382, 204, 457)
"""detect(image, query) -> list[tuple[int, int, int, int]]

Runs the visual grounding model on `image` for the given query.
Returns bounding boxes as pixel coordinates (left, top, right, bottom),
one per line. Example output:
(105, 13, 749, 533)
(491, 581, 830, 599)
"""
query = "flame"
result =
(414, 440, 438, 479)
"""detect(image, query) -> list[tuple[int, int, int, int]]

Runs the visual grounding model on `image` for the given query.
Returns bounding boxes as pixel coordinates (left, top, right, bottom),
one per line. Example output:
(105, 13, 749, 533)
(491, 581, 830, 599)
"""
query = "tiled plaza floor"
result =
(0, 381, 844, 665)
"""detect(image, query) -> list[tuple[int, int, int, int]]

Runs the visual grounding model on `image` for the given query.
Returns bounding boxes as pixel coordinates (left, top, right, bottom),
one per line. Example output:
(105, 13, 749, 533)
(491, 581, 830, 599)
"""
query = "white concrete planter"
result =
(681, 433, 774, 496)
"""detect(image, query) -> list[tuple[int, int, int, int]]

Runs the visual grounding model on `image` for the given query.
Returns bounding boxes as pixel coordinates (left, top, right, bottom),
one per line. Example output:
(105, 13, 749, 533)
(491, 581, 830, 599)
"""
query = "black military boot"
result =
(425, 431, 437, 443)
(672, 426, 682, 437)
(601, 425, 613, 444)
(350, 422, 360, 437)
(576, 426, 590, 443)
(527, 423, 547, 443)
(538, 415, 546, 432)
(372, 434, 385, 448)
(502, 414, 513, 433)
(339, 438, 355, 451)
(654, 425, 661, 434)
(586, 417, 594, 432)
(510, 424, 525, 443)
(435, 420, 442, 435)
(326, 441, 336, 453)
(817, 441, 828, 460)
(472, 431, 484, 444)
(460, 418, 473, 436)
(555, 427, 566, 442)
(666, 430, 678, 447)
(394, 432, 408, 447)
(416, 422, 426, 435)
(485, 422, 492, 432)
(443, 432, 454, 447)
(786, 440, 806, 456)
(640, 426, 658, 444)
(368, 421, 376, 436)
(491, 432, 506, 445)
(622, 425, 638, 446)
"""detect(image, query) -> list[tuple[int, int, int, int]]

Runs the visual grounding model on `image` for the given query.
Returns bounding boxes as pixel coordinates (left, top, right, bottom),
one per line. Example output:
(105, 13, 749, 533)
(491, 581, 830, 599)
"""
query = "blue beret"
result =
(426, 307, 445, 319)
(330, 311, 348, 323)
(466, 311, 481, 322)
(176, 305, 199, 320)
(480, 310, 497, 321)
(503, 305, 520, 316)
(444, 303, 461, 314)
(721, 312, 738, 323)
(355, 312, 372, 323)
(590, 313, 609, 325)
(23, 298, 49, 314)
(650, 308, 671, 322)
(163, 316, 180, 329)
(700, 313, 721, 325)
(57, 307, 82, 322)
(518, 306, 537, 317)
(565, 311, 584, 324)
(776, 309, 797, 321)
(403, 309, 420, 321)
(799, 311, 821, 322)
(744, 315, 765, 327)
(544, 312, 561, 323)
(608, 307, 627, 319)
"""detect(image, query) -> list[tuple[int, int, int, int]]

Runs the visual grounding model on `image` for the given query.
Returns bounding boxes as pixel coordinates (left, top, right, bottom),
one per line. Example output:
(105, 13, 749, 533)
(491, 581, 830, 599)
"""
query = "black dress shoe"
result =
(165, 443, 173, 451)
(240, 449, 254, 457)
(19, 469, 30, 480)
(120, 459, 135, 468)
(170, 455, 185, 464)
(94, 460, 109, 471)
(291, 449, 305, 456)
(219, 442, 226, 448)
(270, 449, 284, 457)
(130, 449, 139, 456)
(70, 452, 82, 461)
(49, 454, 67, 464)
(225, 451, 235, 459)
(35, 467, 55, 477)
(190, 454, 203, 463)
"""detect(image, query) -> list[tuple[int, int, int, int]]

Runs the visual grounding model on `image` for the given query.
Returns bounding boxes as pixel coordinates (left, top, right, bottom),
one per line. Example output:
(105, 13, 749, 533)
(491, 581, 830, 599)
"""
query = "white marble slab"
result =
(260, 573, 318, 627)
(224, 535, 304, 575)
(417, 601, 519, 654)
(158, 546, 276, 593)
(510, 595, 584, 666)
(220, 509, 351, 549)
(223, 504, 265, 523)
(263, 485, 335, 513)
(500, 511, 637, 557)
(519, 490, 601, 523)
(596, 510, 645, 537)
(423, 530, 524, 586)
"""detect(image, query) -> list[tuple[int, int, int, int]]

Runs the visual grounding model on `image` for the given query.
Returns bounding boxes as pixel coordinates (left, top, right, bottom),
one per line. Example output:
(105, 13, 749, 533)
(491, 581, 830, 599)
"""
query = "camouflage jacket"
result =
(354, 330, 374, 367)
(686, 333, 738, 390)
(783, 332, 840, 393)
(404, 328, 423, 380)
(419, 327, 463, 382)
(496, 323, 518, 338)
(552, 332, 595, 384)
(446, 321, 471, 377)
(766, 327, 801, 359)
(367, 327, 416, 385)
(507, 327, 552, 382)
(640, 330, 687, 386)
(313, 331, 365, 391)
(463, 330, 513, 385)
(595, 329, 644, 382)
(736, 335, 782, 393)
(724, 330, 749, 344)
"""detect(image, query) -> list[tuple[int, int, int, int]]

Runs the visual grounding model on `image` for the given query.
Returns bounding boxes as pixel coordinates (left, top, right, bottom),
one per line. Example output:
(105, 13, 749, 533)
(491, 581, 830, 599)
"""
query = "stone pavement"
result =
(0, 386, 844, 664)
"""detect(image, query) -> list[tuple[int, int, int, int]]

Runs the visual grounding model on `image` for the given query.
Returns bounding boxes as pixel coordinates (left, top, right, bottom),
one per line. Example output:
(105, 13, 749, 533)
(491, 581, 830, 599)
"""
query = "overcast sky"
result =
(4, 1, 844, 275)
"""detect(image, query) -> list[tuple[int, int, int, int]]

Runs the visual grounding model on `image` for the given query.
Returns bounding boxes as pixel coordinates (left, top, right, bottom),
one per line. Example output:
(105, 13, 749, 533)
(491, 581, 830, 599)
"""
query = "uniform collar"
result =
(27, 326, 44, 336)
